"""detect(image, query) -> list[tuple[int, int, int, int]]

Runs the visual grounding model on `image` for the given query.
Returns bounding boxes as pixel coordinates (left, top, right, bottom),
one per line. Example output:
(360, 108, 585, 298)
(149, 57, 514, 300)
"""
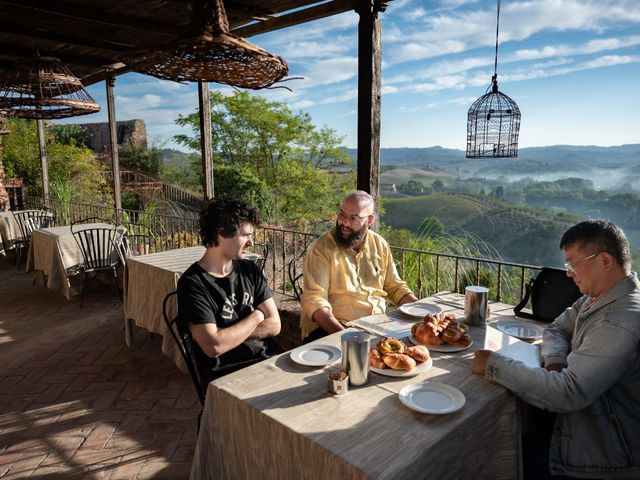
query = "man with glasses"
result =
(472, 219, 640, 479)
(300, 190, 418, 343)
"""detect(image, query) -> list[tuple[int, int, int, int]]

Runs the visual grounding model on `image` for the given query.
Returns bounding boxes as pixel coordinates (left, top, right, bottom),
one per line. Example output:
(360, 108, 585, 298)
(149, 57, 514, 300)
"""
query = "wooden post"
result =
(198, 81, 214, 201)
(356, 0, 384, 220)
(106, 75, 122, 217)
(36, 119, 50, 207)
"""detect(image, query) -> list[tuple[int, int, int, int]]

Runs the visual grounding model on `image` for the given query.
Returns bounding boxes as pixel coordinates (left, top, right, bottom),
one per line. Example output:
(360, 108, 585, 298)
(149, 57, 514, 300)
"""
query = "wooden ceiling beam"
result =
(233, 0, 354, 37)
(0, 22, 137, 53)
(0, 1, 184, 36)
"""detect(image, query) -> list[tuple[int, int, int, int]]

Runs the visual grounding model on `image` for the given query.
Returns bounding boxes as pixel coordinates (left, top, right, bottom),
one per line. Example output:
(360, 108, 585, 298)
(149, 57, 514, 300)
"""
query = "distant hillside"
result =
(381, 193, 578, 266)
(161, 148, 198, 167)
(348, 144, 640, 190)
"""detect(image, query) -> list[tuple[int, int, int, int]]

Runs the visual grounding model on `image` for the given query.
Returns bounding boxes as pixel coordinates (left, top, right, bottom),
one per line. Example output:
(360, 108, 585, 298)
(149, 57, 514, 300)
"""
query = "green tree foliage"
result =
(51, 124, 91, 148)
(120, 139, 163, 176)
(2, 118, 111, 203)
(213, 164, 271, 219)
(173, 90, 353, 223)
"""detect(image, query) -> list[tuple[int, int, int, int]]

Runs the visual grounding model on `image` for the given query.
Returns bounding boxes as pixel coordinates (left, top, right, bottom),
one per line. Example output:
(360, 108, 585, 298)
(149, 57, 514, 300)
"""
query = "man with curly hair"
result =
(177, 194, 281, 386)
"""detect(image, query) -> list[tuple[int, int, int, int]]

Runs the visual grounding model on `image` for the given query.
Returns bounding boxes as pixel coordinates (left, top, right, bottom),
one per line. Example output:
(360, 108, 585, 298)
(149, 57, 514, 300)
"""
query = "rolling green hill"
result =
(381, 193, 579, 266)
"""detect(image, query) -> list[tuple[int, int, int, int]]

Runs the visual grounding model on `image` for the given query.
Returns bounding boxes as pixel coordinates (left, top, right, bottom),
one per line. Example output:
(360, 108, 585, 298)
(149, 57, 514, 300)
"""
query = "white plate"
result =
(289, 344, 341, 367)
(398, 302, 442, 319)
(370, 357, 433, 377)
(399, 382, 466, 414)
(408, 334, 473, 353)
(495, 320, 545, 340)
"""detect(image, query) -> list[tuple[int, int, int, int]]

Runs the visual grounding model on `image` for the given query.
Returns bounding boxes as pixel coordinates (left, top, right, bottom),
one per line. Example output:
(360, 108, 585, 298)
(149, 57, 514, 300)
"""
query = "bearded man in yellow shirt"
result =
(300, 190, 418, 343)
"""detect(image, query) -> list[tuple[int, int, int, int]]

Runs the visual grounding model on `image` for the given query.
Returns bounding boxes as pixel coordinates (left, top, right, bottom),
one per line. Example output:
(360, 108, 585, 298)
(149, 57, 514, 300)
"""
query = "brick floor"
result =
(0, 257, 198, 479)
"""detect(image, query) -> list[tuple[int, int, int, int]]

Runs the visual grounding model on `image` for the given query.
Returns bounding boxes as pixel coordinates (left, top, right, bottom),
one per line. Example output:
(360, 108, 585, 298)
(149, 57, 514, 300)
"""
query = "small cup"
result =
(328, 369, 349, 395)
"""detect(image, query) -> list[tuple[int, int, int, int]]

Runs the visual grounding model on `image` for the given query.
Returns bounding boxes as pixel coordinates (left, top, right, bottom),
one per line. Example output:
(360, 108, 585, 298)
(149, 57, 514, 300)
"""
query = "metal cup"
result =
(464, 286, 489, 325)
(340, 331, 370, 387)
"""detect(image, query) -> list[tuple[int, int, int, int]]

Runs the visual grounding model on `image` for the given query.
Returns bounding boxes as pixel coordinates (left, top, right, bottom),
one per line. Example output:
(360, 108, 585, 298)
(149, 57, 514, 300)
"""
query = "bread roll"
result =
(405, 345, 430, 363)
(412, 323, 444, 345)
(377, 337, 405, 354)
(369, 349, 386, 369)
(383, 353, 416, 371)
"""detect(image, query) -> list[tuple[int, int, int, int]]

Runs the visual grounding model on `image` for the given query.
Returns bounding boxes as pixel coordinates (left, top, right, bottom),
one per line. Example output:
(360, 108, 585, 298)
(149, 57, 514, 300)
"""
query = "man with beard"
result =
(300, 190, 417, 343)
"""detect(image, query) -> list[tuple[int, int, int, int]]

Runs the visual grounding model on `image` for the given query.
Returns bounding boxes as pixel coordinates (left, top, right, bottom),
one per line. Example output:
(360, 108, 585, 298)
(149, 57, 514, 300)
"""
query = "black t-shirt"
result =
(177, 259, 277, 380)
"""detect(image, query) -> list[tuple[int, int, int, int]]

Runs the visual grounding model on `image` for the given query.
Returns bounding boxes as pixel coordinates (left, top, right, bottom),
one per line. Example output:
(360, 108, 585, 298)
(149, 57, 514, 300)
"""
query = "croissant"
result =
(369, 349, 386, 369)
(405, 345, 430, 363)
(412, 322, 444, 345)
(383, 353, 416, 371)
(449, 334, 472, 348)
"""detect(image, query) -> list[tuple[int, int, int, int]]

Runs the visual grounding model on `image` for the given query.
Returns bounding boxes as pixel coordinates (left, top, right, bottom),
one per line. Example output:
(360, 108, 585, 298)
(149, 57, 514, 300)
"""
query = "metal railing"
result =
(24, 196, 544, 305)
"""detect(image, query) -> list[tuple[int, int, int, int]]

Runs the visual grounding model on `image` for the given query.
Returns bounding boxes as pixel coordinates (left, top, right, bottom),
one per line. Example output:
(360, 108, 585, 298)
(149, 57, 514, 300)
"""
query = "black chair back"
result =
(71, 225, 121, 271)
(120, 222, 153, 259)
(162, 291, 206, 405)
(251, 241, 270, 272)
(13, 209, 55, 242)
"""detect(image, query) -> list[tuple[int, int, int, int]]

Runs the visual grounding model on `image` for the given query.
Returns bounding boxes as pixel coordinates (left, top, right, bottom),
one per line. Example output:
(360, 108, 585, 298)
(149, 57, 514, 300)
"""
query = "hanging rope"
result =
(493, 0, 501, 77)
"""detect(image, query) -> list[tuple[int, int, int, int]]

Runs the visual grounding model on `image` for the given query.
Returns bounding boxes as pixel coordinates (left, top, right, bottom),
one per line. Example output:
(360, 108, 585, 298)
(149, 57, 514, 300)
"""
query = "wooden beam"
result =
(198, 81, 214, 201)
(36, 120, 49, 206)
(233, 0, 354, 37)
(355, 1, 382, 219)
(106, 76, 122, 214)
(0, 1, 183, 36)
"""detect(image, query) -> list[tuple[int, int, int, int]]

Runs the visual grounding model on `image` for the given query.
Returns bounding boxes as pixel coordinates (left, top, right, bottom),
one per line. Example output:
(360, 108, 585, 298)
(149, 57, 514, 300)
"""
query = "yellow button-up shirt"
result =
(300, 229, 413, 338)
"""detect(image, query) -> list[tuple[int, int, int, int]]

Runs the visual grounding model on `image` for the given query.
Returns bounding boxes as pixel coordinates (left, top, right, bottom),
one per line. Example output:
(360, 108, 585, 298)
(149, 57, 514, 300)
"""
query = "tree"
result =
(174, 91, 353, 223)
(2, 118, 111, 203)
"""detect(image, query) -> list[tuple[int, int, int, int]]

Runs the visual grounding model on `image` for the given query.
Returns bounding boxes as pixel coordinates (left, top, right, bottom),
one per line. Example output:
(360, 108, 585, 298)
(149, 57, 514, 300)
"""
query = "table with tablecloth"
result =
(26, 223, 120, 299)
(0, 210, 19, 255)
(190, 292, 527, 480)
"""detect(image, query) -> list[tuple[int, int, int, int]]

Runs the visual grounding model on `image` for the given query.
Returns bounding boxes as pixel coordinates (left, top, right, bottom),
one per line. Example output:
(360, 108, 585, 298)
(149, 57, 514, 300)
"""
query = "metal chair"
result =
(162, 291, 205, 433)
(70, 223, 123, 307)
(70, 216, 113, 228)
(118, 222, 153, 262)
(12, 209, 55, 268)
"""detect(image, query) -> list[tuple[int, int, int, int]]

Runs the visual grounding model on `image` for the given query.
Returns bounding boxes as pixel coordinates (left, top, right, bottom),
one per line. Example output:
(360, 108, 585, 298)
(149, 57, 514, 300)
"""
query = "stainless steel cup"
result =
(340, 331, 370, 387)
(464, 286, 489, 325)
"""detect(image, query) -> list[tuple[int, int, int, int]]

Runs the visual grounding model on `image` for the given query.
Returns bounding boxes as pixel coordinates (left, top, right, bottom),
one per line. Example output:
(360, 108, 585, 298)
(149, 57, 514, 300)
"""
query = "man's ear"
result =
(601, 252, 615, 271)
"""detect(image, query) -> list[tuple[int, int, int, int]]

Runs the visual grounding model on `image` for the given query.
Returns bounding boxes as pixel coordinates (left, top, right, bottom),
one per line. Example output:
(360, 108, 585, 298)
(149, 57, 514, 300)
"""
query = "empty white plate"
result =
(399, 382, 466, 414)
(398, 302, 442, 319)
(495, 320, 545, 340)
(289, 344, 341, 367)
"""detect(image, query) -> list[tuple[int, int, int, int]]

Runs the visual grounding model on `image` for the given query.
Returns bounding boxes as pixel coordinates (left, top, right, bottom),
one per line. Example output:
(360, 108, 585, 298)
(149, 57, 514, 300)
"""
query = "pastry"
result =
(405, 345, 430, 362)
(369, 349, 386, 369)
(382, 353, 416, 371)
(377, 337, 405, 354)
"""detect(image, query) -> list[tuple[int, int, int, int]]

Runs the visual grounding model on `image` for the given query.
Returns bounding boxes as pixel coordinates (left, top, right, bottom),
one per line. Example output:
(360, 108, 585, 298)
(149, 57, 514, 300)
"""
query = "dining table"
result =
(189, 292, 538, 480)
(26, 223, 119, 299)
(0, 210, 19, 255)
(123, 246, 263, 372)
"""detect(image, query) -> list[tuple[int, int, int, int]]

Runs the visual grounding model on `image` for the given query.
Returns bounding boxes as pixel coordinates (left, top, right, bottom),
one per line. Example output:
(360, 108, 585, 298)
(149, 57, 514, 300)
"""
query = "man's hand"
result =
(472, 350, 492, 375)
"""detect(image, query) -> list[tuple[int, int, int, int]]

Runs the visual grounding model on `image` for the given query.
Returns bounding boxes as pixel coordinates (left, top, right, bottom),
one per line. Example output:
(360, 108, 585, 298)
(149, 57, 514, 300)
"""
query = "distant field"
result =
(381, 168, 450, 185)
(381, 194, 488, 231)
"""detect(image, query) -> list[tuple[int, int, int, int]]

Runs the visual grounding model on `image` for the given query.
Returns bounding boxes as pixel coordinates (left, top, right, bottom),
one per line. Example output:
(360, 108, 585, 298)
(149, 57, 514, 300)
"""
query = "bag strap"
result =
(513, 277, 535, 319)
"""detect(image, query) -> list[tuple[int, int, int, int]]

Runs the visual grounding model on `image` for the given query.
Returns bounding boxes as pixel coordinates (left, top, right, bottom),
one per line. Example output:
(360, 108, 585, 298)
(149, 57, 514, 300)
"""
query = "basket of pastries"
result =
(411, 312, 471, 347)
(369, 337, 430, 371)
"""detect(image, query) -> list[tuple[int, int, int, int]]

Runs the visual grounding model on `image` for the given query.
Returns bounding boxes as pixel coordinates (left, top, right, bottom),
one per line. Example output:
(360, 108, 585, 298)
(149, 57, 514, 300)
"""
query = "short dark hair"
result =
(199, 194, 261, 247)
(560, 219, 631, 271)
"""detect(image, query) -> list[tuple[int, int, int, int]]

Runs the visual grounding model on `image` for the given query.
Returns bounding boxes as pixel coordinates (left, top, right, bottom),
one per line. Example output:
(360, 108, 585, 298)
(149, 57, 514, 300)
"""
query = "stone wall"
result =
(78, 119, 147, 153)
(274, 295, 303, 351)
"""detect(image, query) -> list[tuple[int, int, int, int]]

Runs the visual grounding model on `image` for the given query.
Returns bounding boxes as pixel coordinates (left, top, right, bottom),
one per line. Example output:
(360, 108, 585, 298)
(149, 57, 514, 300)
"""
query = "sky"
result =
(61, 0, 640, 152)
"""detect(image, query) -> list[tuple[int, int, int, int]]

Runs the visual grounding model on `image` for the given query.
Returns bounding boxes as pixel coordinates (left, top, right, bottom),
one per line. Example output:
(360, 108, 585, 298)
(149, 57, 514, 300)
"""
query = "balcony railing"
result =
(25, 196, 545, 306)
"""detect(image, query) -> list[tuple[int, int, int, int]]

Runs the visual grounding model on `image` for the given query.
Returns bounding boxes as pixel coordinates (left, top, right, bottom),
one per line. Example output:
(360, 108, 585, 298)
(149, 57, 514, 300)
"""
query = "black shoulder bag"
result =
(513, 267, 582, 322)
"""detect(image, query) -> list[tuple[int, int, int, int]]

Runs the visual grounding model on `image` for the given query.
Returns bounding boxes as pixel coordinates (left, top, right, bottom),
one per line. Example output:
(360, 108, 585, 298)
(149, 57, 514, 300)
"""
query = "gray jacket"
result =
(485, 273, 640, 479)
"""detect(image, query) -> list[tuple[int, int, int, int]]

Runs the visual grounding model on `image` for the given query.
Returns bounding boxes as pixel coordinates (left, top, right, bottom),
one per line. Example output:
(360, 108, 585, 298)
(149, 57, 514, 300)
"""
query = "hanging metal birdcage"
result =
(466, 0, 520, 158)
(466, 74, 520, 158)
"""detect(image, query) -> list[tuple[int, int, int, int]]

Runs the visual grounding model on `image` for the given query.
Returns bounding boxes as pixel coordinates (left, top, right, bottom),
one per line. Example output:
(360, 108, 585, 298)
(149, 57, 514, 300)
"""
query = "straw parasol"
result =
(125, 0, 288, 89)
(0, 57, 101, 119)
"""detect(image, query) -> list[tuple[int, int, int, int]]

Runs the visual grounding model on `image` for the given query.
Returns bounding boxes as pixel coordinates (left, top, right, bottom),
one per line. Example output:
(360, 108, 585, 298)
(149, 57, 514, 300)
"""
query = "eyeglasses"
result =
(564, 252, 600, 273)
(337, 210, 369, 224)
